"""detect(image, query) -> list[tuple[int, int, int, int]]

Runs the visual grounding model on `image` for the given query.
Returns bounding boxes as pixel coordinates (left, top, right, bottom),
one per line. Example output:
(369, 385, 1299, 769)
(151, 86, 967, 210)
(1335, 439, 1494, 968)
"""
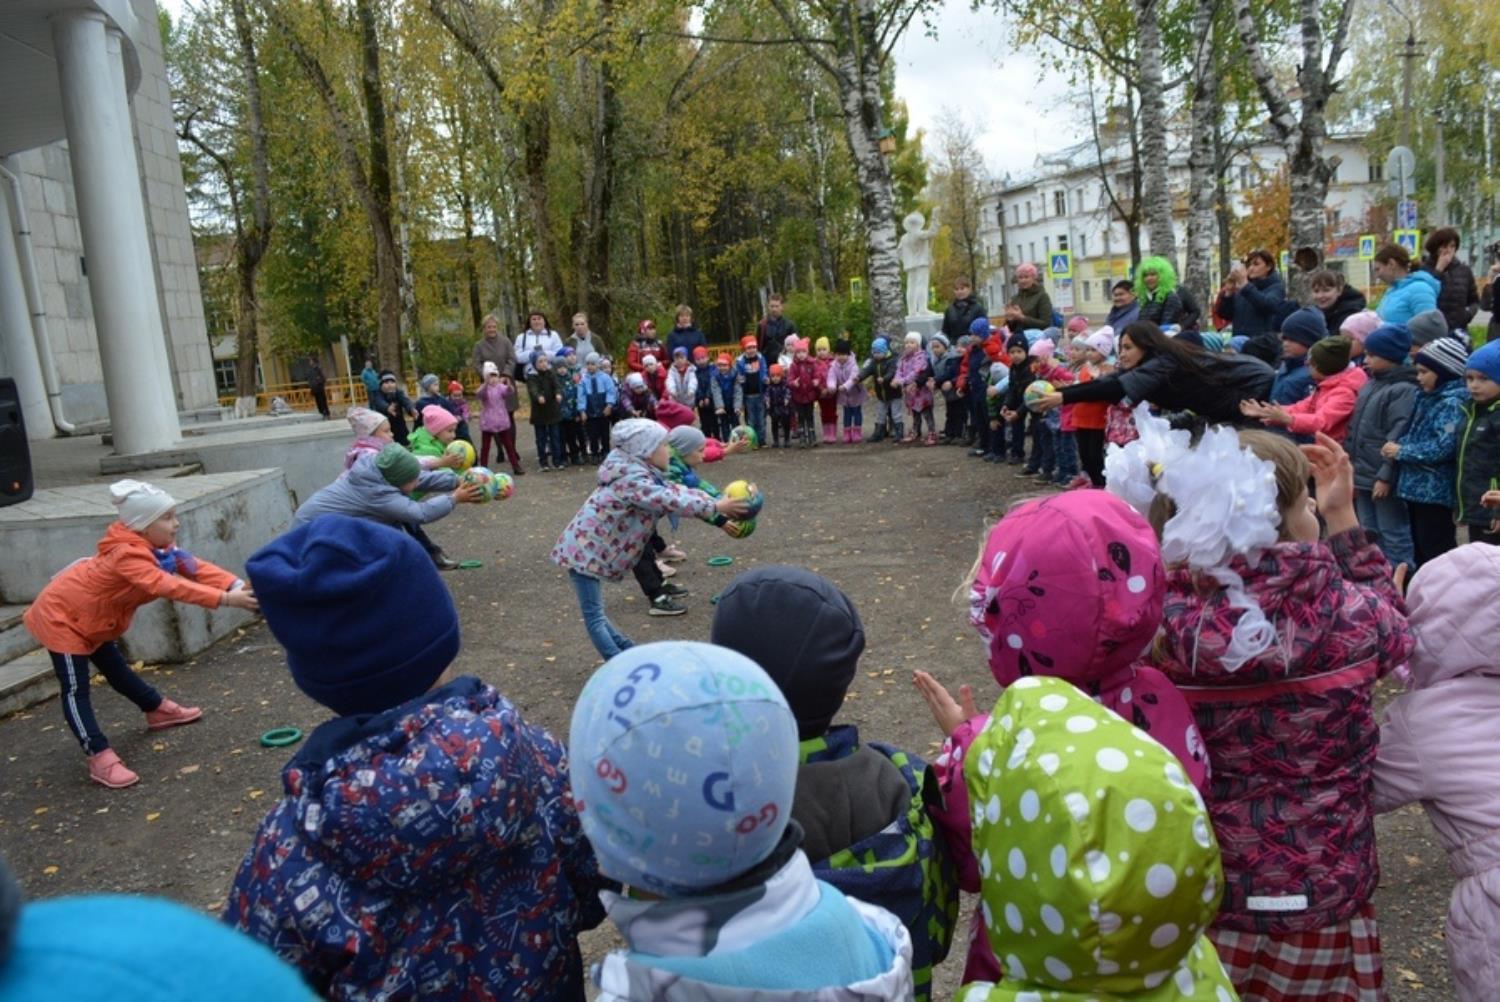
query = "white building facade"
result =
(0, 0, 214, 448)
(975, 135, 1386, 320)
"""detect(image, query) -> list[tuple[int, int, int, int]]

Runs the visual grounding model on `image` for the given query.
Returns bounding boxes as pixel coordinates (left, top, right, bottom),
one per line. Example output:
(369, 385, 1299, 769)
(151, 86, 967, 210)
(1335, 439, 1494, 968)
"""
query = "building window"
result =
(1079, 233, 1088, 257)
(1058, 234, 1068, 251)
(1082, 280, 1092, 302)
(1026, 202, 1034, 223)
(1368, 159, 1384, 183)
(214, 359, 238, 396)
(1075, 189, 1085, 213)
(1014, 244, 1021, 264)
(1044, 236, 1051, 255)
(1029, 241, 1036, 262)
(1013, 204, 1020, 226)
(1053, 190, 1066, 215)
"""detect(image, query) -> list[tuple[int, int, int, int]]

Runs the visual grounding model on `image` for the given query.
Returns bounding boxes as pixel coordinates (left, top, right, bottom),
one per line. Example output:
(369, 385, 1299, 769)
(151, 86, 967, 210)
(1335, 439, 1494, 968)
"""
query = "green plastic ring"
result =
(707, 556, 734, 567)
(457, 560, 484, 569)
(260, 727, 304, 748)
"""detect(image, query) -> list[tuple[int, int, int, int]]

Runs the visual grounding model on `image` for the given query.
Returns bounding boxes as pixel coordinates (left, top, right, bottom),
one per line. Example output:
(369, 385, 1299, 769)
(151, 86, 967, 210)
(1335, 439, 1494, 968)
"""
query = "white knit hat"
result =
(481, 361, 499, 377)
(611, 419, 668, 459)
(109, 480, 177, 531)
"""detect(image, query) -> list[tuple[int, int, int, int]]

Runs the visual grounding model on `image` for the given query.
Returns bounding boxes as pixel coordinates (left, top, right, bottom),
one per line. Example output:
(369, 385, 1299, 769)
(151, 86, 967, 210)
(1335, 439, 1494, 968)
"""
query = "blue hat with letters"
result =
(569, 641, 799, 895)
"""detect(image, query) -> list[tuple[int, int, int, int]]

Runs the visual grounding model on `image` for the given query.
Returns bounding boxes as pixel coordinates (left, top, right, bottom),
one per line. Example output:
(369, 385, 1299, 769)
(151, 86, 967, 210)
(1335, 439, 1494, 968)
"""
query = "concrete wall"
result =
(0, 0, 216, 424)
(0, 469, 294, 663)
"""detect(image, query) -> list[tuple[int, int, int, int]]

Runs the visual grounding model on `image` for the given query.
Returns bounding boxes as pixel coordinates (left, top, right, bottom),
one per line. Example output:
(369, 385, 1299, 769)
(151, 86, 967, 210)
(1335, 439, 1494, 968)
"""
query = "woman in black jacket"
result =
(1423, 228, 1480, 333)
(1031, 322, 1275, 426)
(1309, 268, 1367, 334)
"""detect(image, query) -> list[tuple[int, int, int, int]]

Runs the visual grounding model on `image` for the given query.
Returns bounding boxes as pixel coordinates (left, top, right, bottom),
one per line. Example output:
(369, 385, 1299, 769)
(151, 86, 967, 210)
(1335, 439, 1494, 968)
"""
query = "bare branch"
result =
(764, 0, 845, 82)
(427, 0, 507, 100)
(1231, 0, 1297, 145)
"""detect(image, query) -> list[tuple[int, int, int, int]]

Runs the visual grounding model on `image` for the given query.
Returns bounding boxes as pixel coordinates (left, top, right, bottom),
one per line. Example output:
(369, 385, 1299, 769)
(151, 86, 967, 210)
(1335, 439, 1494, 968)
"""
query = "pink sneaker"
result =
(88, 749, 140, 789)
(145, 699, 203, 731)
(852, 427, 863, 444)
(923, 433, 937, 446)
(1066, 474, 1094, 490)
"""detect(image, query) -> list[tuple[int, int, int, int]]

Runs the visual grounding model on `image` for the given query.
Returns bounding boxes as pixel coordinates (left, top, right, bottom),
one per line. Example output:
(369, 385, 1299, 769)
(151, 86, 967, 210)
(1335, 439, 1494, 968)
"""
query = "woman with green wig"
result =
(1135, 256, 1193, 330)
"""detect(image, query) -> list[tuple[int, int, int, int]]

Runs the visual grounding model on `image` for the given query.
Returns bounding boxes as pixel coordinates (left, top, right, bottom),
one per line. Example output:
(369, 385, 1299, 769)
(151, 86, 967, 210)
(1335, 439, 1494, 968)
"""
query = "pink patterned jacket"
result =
(1154, 528, 1413, 935)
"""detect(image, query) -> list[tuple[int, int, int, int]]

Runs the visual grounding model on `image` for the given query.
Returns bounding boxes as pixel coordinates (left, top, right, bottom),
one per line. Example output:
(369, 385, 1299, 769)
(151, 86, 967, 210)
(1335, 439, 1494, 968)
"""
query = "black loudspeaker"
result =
(0, 378, 35, 507)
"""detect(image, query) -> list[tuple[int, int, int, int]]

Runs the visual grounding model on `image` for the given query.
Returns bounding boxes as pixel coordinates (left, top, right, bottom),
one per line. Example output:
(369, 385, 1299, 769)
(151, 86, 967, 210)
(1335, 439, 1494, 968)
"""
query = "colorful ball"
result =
(723, 479, 765, 518)
(1024, 379, 1056, 412)
(722, 517, 757, 539)
(728, 425, 760, 449)
(445, 439, 476, 472)
(462, 465, 499, 502)
(493, 471, 515, 500)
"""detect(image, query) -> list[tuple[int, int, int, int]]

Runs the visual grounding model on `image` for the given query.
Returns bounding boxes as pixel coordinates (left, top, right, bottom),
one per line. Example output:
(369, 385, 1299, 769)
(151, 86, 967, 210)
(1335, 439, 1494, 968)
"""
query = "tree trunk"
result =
(521, 104, 566, 317)
(348, 0, 404, 371)
(230, 0, 271, 417)
(462, 191, 482, 331)
(1183, 0, 1218, 304)
(1232, 0, 1353, 300)
(581, 3, 618, 339)
(806, 87, 837, 290)
(1136, 0, 1176, 264)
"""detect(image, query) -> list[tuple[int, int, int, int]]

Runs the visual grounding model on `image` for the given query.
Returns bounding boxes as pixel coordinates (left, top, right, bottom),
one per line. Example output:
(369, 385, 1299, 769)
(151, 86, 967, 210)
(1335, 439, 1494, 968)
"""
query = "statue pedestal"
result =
(904, 315, 943, 343)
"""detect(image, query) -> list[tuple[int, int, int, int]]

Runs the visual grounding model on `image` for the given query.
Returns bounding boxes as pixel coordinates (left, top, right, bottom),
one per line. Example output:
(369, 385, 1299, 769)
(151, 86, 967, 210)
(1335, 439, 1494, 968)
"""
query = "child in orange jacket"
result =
(23, 480, 259, 789)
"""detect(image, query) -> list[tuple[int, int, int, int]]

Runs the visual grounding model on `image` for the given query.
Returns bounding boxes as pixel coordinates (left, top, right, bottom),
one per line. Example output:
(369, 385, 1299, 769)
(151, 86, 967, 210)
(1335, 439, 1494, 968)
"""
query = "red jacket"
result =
(787, 357, 821, 405)
(25, 522, 240, 653)
(642, 366, 668, 400)
(957, 332, 1004, 394)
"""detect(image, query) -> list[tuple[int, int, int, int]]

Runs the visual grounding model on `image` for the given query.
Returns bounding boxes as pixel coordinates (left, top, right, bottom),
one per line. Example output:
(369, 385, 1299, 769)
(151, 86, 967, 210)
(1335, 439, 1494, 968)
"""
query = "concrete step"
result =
(0, 650, 55, 719)
(0, 606, 38, 665)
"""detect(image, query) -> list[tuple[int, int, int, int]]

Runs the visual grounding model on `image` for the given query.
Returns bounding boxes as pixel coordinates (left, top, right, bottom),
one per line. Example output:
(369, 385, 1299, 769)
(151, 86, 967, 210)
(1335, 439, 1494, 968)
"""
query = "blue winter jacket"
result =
(1271, 355, 1315, 406)
(576, 370, 618, 418)
(1393, 379, 1468, 507)
(224, 678, 606, 1001)
(1376, 270, 1440, 325)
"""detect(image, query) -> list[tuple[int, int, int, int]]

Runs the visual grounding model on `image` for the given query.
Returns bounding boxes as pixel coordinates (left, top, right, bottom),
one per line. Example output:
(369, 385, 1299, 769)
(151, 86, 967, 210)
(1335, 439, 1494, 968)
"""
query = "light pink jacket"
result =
(1374, 543, 1500, 1002)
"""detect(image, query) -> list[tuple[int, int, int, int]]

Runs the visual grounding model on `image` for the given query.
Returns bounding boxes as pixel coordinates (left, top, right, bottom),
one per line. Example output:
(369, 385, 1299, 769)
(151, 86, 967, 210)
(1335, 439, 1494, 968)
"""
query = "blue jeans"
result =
(1008, 409, 1030, 461)
(1054, 430, 1080, 483)
(568, 570, 633, 660)
(534, 423, 564, 467)
(1354, 489, 1414, 571)
(742, 394, 766, 446)
(842, 404, 863, 428)
(1031, 420, 1057, 474)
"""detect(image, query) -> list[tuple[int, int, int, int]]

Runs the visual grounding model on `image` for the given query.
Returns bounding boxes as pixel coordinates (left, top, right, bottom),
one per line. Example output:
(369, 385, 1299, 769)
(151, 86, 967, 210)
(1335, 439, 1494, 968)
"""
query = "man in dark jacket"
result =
(1105, 279, 1141, 330)
(305, 354, 329, 418)
(941, 278, 987, 343)
(1229, 249, 1287, 337)
(756, 293, 799, 362)
(1422, 228, 1480, 333)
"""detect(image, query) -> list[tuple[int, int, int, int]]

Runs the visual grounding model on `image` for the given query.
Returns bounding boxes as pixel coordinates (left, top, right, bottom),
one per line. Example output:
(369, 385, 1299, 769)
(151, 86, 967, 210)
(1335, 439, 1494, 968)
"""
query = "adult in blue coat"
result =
(1374, 243, 1441, 325)
(664, 303, 708, 359)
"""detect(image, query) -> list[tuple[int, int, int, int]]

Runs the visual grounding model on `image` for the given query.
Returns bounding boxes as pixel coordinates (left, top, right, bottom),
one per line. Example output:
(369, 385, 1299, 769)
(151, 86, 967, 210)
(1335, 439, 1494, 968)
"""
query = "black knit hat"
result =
(709, 566, 865, 740)
(1309, 335, 1352, 376)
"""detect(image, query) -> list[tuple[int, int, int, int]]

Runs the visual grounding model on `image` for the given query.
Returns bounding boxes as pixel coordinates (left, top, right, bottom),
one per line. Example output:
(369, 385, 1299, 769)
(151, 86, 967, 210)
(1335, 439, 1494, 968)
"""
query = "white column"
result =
(51, 11, 180, 454)
(0, 182, 56, 438)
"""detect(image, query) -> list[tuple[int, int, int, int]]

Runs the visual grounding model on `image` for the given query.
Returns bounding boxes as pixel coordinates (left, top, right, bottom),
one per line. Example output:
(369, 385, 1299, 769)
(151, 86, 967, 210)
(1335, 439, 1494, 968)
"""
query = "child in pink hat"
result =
(913, 490, 1206, 981)
(1340, 308, 1381, 360)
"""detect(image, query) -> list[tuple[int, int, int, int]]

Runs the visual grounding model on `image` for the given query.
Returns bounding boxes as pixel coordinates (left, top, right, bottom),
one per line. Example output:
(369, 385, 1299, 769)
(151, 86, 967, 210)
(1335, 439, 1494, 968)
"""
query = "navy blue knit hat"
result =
(247, 515, 460, 716)
(969, 316, 992, 336)
(1363, 323, 1412, 363)
(1279, 307, 1328, 348)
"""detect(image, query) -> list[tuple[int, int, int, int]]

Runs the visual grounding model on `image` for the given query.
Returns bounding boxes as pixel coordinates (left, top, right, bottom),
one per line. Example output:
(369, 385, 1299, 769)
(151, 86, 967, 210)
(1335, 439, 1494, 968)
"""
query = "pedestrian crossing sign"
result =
(1358, 235, 1376, 260)
(1394, 229, 1420, 255)
(1049, 252, 1072, 279)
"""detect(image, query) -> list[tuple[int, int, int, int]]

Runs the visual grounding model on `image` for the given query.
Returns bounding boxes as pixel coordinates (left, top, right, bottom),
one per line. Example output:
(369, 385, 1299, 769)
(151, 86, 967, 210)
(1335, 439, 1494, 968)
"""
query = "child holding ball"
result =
(24, 480, 258, 788)
(551, 420, 749, 658)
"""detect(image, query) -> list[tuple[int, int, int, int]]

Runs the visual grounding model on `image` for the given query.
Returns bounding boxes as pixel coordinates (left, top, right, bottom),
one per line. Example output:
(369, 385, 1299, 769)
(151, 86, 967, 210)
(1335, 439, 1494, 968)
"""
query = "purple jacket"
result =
(1154, 528, 1413, 934)
(224, 678, 605, 1000)
(476, 381, 512, 434)
(893, 350, 932, 412)
(827, 356, 866, 408)
(1375, 544, 1500, 1001)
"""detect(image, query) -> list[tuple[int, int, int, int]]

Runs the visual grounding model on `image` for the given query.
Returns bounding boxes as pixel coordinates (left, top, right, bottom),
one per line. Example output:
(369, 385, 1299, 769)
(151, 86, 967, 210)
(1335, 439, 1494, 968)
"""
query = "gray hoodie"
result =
(1346, 364, 1419, 490)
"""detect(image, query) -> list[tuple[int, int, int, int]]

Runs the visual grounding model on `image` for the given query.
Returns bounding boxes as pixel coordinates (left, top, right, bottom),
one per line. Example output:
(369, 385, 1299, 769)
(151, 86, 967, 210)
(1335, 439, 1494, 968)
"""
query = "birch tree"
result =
(1233, 0, 1355, 297)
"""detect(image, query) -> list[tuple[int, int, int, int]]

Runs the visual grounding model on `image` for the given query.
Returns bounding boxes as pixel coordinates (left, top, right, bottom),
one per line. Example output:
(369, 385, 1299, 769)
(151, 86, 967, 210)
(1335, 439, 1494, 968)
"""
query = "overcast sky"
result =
(155, 0, 1073, 183)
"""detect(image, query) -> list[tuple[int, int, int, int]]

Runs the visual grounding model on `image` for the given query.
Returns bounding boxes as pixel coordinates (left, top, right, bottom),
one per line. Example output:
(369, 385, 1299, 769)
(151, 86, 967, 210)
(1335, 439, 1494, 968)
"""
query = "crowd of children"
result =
(16, 282, 1500, 1002)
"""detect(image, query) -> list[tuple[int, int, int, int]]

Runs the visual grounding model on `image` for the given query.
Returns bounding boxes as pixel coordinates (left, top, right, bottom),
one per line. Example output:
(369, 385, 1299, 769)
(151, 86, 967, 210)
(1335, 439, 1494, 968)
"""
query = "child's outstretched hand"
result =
(715, 496, 752, 519)
(223, 587, 259, 612)
(723, 438, 748, 456)
(912, 669, 978, 737)
(452, 481, 484, 504)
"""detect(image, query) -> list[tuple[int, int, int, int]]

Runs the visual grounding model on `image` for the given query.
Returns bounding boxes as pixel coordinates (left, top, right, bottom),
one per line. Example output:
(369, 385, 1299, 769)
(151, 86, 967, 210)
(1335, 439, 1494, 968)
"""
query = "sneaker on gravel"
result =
(649, 595, 688, 616)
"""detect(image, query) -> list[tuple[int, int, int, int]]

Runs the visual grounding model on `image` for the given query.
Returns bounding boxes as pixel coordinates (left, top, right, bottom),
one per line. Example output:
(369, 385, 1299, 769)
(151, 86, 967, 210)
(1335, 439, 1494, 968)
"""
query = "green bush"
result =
(781, 291, 875, 356)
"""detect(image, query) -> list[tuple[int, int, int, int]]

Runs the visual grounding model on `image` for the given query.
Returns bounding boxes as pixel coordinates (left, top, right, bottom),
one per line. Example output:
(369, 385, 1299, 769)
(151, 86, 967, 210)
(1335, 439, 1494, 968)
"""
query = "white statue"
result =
(897, 210, 940, 317)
